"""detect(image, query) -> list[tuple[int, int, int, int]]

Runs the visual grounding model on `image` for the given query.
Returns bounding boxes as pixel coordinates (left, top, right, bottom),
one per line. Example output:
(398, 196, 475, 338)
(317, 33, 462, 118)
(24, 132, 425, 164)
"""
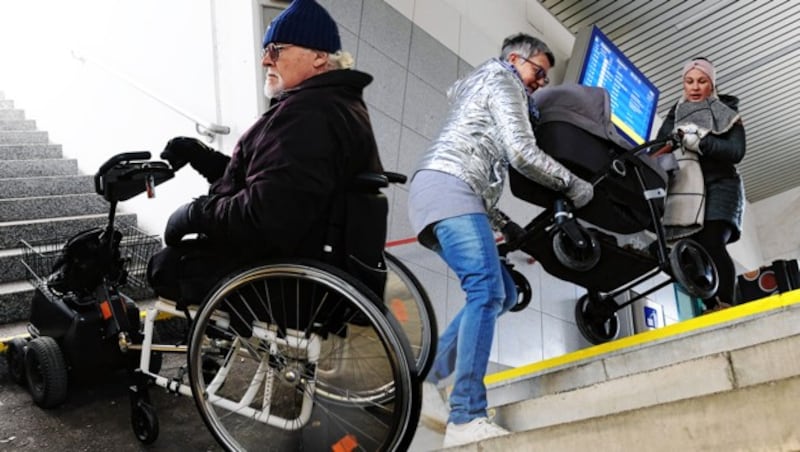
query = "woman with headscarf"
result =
(656, 57, 746, 312)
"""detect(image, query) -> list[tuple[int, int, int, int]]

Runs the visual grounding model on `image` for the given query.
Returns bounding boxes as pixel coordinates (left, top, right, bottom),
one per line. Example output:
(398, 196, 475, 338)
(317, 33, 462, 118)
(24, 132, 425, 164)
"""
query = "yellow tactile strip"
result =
(484, 288, 800, 386)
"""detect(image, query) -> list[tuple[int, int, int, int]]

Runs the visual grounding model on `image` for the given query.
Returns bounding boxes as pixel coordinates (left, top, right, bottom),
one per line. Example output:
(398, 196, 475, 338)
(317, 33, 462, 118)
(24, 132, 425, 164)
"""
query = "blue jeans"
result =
(427, 213, 517, 424)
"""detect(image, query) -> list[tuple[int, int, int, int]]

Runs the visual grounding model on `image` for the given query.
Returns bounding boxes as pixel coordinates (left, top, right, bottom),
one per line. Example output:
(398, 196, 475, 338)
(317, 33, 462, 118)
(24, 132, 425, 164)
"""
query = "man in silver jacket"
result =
(408, 33, 594, 448)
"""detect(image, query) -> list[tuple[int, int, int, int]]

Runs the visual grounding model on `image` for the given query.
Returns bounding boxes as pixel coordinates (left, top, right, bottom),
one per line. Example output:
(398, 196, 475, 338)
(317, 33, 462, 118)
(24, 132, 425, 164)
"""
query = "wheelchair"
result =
(77, 152, 433, 451)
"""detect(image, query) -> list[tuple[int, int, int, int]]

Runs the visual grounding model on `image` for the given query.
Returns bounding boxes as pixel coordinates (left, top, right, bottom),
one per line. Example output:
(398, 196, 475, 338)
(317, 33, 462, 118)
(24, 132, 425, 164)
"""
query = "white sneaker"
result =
(421, 382, 450, 433)
(443, 417, 510, 448)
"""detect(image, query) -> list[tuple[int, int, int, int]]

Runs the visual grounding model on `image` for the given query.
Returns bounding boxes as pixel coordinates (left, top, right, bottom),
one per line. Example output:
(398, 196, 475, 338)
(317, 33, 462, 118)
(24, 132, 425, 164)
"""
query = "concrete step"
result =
(457, 292, 800, 451)
(0, 247, 29, 284)
(0, 100, 12, 109)
(0, 119, 36, 131)
(0, 144, 63, 160)
(0, 158, 77, 177)
(0, 175, 93, 199)
(0, 193, 108, 222)
(0, 213, 138, 249)
(0, 130, 48, 144)
(0, 109, 25, 120)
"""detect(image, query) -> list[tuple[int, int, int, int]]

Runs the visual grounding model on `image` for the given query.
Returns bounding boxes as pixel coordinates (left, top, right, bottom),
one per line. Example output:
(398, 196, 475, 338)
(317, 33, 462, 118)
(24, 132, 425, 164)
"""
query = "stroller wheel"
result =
(131, 399, 160, 444)
(24, 336, 68, 409)
(552, 227, 601, 272)
(508, 268, 532, 312)
(669, 239, 718, 300)
(6, 338, 28, 386)
(575, 293, 619, 345)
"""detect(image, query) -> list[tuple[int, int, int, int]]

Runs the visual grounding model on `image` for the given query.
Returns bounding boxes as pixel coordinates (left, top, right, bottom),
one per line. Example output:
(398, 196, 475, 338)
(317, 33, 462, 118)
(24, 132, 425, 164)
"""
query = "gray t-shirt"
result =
(408, 169, 486, 247)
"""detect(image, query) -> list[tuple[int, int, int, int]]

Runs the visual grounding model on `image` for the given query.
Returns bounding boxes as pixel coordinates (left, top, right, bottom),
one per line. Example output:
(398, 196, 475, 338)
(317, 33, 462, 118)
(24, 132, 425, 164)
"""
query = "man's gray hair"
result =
(327, 50, 355, 70)
(500, 33, 555, 67)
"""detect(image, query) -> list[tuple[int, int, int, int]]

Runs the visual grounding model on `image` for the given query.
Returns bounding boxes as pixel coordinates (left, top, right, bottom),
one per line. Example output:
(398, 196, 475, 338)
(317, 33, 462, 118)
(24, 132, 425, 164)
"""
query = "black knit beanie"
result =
(262, 0, 341, 53)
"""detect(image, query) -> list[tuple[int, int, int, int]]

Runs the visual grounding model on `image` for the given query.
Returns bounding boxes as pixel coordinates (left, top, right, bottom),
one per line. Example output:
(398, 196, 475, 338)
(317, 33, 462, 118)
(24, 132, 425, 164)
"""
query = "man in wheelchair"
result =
(148, 0, 386, 309)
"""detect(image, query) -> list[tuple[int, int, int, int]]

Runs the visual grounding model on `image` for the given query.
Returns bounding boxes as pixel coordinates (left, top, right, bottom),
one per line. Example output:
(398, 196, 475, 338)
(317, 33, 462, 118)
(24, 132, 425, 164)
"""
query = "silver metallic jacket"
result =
(414, 58, 576, 212)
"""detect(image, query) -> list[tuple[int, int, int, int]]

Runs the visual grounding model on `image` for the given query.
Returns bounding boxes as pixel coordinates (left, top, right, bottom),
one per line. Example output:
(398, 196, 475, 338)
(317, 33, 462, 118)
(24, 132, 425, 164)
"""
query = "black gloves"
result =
(161, 137, 231, 183)
(161, 137, 208, 171)
(164, 200, 205, 246)
(501, 220, 526, 245)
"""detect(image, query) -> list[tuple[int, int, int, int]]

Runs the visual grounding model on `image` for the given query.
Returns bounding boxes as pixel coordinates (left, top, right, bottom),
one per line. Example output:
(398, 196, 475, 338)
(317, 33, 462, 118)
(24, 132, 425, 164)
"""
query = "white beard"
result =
(263, 77, 284, 99)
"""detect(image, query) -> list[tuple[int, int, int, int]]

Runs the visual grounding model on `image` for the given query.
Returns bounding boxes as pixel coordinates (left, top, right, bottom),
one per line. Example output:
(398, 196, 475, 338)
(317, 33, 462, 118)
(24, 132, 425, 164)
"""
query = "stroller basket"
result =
(20, 225, 162, 290)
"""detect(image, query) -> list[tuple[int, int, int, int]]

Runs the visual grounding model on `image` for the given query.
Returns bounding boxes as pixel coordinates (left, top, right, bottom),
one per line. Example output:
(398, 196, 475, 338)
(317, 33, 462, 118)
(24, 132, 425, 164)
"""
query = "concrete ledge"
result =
(448, 375, 800, 451)
(486, 293, 800, 409)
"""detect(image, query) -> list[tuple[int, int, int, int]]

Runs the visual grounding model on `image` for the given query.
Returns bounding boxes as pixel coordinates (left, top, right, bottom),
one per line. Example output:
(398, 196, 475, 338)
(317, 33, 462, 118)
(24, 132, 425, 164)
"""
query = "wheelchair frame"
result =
(11, 151, 435, 452)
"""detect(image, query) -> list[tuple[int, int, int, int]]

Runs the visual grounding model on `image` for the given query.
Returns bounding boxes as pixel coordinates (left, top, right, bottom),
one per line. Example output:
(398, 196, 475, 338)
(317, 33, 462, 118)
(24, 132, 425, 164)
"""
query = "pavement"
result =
(0, 319, 444, 452)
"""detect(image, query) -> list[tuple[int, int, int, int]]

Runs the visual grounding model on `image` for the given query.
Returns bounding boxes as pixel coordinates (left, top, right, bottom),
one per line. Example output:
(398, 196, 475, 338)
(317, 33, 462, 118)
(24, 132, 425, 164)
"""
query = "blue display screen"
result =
(578, 26, 659, 145)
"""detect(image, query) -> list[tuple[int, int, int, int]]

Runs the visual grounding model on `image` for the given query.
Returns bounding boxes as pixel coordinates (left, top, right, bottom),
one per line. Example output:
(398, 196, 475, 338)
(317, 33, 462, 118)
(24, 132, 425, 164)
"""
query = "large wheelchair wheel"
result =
(384, 252, 437, 379)
(187, 260, 421, 452)
(669, 239, 718, 299)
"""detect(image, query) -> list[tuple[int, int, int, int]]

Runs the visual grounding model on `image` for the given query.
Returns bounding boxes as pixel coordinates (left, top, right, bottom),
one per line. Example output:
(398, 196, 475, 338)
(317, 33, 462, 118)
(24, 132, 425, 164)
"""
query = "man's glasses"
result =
(519, 56, 550, 85)
(262, 43, 293, 61)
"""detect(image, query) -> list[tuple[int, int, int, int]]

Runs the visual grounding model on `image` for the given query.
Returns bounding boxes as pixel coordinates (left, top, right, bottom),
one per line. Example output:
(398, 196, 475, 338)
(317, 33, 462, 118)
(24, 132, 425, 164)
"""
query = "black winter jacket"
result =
(194, 69, 383, 259)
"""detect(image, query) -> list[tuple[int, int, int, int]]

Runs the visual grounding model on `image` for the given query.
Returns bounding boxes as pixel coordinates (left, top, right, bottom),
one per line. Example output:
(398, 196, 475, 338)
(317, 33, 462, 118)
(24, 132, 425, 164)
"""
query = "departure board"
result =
(576, 26, 659, 145)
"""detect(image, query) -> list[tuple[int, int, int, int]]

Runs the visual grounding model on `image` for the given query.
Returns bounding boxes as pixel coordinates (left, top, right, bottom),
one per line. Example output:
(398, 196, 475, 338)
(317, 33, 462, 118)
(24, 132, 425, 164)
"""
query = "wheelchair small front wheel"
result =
(131, 399, 160, 444)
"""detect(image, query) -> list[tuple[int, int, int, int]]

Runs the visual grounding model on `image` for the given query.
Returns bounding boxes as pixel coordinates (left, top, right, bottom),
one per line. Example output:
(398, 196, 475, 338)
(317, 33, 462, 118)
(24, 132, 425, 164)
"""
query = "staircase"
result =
(442, 290, 800, 451)
(0, 91, 143, 324)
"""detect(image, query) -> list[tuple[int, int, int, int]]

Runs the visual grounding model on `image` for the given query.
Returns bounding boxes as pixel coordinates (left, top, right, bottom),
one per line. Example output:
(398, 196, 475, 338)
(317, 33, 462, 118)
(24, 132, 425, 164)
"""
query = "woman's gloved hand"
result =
(564, 176, 594, 209)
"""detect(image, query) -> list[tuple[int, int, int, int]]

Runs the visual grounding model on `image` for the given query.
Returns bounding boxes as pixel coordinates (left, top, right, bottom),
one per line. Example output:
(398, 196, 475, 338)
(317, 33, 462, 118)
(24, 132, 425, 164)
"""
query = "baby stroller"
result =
(501, 112, 718, 345)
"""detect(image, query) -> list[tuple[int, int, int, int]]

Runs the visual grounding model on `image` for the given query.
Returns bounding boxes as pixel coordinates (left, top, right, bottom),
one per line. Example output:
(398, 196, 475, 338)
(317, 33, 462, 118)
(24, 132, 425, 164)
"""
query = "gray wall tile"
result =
(340, 27, 358, 56)
(358, 41, 407, 121)
(368, 107, 401, 170)
(458, 57, 474, 80)
(397, 126, 431, 182)
(360, 0, 412, 66)
(408, 25, 459, 94)
(319, 0, 363, 35)
(402, 74, 447, 141)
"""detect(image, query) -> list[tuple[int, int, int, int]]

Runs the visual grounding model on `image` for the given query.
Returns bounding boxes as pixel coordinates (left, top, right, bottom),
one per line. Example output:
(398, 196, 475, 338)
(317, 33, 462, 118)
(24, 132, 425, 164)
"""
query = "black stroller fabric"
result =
(510, 121, 667, 234)
(509, 119, 669, 292)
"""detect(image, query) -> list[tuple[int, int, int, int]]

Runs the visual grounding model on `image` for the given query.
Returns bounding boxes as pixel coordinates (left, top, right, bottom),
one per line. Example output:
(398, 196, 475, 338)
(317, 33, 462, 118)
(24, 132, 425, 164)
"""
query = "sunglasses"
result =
(519, 56, 550, 85)
(261, 43, 293, 61)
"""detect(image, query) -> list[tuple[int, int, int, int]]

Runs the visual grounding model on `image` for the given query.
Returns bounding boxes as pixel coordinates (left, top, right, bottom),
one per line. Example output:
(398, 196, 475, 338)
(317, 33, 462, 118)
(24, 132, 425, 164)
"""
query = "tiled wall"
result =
(320, 0, 680, 369)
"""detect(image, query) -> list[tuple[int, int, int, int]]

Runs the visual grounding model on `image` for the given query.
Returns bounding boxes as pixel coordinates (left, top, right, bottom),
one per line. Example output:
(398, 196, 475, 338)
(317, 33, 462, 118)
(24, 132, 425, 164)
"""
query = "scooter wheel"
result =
(575, 293, 619, 345)
(24, 336, 68, 408)
(131, 399, 160, 444)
